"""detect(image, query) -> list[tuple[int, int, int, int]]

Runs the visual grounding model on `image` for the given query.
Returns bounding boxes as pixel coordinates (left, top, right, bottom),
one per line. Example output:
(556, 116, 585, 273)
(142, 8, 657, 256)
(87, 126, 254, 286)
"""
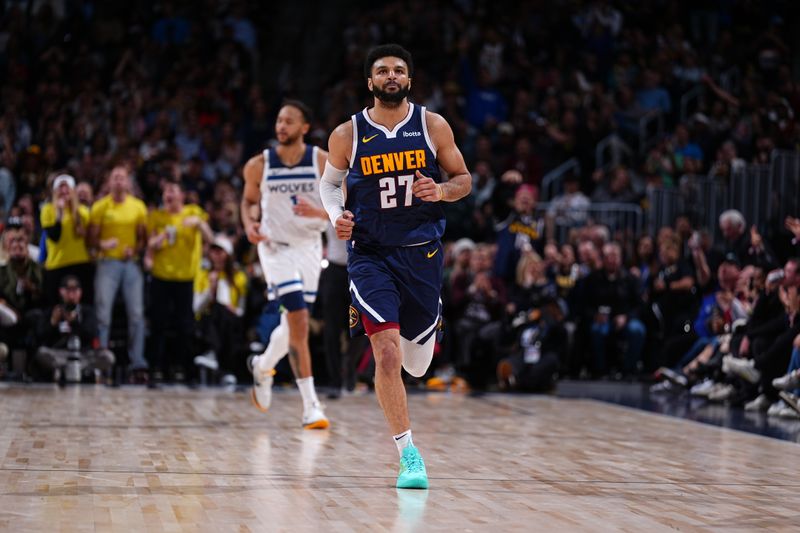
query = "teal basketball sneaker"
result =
(396, 446, 429, 489)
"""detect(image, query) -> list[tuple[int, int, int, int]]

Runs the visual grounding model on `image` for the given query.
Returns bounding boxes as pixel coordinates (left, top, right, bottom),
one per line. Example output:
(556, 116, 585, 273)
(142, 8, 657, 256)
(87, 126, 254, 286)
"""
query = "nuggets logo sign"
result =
(349, 305, 360, 329)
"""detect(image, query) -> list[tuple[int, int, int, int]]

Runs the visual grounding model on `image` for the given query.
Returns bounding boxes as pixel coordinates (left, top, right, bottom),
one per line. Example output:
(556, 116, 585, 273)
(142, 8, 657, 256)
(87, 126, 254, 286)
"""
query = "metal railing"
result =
(540, 158, 580, 201)
(647, 187, 683, 235)
(638, 110, 664, 155)
(679, 84, 705, 124)
(770, 150, 800, 220)
(595, 134, 634, 171)
(536, 201, 644, 244)
(647, 151, 800, 236)
(729, 164, 770, 228)
(676, 174, 727, 239)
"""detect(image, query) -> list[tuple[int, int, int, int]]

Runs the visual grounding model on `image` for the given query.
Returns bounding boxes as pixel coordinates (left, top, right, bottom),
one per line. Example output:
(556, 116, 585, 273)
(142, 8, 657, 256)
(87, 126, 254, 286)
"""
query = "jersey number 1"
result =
(379, 175, 414, 209)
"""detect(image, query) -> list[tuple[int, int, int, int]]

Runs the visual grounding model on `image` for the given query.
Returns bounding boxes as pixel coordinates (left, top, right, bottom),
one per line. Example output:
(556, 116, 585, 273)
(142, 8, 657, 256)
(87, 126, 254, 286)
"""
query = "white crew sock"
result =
(296, 376, 320, 412)
(393, 429, 414, 456)
(256, 314, 289, 372)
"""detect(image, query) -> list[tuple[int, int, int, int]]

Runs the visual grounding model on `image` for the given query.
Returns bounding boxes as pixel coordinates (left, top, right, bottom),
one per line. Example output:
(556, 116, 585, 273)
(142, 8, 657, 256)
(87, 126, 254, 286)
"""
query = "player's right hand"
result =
(244, 221, 266, 244)
(335, 211, 355, 240)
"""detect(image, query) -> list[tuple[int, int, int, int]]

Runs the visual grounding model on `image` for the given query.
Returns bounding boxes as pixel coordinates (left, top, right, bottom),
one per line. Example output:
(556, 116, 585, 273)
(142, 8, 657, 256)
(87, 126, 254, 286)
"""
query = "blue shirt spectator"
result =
(636, 70, 672, 114)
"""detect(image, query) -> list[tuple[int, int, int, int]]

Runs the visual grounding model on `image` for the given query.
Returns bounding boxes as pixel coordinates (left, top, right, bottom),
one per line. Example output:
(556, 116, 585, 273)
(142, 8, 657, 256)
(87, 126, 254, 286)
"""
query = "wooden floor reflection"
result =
(1, 384, 799, 531)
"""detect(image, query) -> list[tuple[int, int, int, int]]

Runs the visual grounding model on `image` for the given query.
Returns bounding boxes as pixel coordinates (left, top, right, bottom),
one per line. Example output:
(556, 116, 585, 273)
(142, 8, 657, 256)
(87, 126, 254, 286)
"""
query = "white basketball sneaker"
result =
(248, 355, 275, 413)
(302, 402, 330, 430)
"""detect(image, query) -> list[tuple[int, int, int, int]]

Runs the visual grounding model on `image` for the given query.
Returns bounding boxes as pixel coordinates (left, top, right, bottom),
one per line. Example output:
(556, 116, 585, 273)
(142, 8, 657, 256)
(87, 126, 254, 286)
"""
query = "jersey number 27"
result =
(379, 175, 414, 209)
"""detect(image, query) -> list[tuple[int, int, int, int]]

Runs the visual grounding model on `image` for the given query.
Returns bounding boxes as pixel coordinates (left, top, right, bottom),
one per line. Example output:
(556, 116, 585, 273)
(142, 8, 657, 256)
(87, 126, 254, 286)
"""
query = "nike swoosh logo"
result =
(362, 133, 379, 143)
(427, 248, 439, 259)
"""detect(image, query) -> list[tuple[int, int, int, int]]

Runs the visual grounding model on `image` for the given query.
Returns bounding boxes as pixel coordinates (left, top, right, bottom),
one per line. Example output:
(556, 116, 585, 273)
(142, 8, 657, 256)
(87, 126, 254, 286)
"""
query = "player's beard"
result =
(372, 83, 409, 107)
(278, 132, 302, 146)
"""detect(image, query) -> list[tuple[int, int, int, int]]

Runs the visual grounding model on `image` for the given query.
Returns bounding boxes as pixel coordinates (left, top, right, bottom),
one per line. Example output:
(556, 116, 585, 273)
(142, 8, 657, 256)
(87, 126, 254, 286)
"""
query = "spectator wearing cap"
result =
(87, 164, 149, 380)
(438, 238, 477, 377)
(35, 275, 113, 381)
(0, 218, 43, 374)
(146, 178, 212, 383)
(192, 235, 248, 384)
(447, 238, 476, 284)
(40, 174, 93, 305)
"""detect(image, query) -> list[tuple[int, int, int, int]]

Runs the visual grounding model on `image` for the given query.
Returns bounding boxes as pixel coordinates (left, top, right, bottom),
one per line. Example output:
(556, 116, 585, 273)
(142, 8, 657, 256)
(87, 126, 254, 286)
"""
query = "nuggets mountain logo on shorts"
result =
(349, 305, 360, 328)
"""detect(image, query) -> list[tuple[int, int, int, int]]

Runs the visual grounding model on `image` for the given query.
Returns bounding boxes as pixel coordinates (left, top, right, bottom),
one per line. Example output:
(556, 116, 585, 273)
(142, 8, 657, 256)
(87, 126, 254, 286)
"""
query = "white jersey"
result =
(259, 145, 327, 244)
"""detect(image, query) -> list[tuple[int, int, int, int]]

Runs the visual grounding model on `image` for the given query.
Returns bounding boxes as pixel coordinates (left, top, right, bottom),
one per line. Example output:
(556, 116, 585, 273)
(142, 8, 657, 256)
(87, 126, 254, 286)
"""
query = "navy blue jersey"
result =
(346, 103, 444, 247)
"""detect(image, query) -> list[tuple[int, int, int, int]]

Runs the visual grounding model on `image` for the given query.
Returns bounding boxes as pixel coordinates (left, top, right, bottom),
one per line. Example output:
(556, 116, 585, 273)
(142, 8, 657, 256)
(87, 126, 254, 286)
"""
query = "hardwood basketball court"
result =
(1, 384, 798, 531)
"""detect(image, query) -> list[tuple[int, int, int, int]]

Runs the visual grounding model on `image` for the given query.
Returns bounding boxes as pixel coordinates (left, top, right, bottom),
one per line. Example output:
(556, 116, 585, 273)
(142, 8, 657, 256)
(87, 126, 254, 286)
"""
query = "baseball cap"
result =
(452, 238, 476, 256)
(210, 234, 234, 256)
(53, 174, 76, 191)
(4, 216, 24, 230)
(721, 252, 741, 268)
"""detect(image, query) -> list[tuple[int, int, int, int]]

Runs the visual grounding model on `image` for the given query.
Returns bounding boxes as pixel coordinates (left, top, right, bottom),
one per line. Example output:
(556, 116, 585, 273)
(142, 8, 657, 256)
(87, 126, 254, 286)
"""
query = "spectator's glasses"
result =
(63, 285, 81, 292)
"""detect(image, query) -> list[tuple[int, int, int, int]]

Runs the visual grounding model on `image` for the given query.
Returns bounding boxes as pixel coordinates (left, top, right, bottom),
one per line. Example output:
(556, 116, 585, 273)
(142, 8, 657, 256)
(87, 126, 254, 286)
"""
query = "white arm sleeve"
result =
(320, 161, 348, 225)
(0, 302, 18, 326)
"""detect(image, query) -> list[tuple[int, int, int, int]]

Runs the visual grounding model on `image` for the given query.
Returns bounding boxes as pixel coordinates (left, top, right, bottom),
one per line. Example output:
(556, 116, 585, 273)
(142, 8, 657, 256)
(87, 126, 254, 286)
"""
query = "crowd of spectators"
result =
(1, 1, 800, 402)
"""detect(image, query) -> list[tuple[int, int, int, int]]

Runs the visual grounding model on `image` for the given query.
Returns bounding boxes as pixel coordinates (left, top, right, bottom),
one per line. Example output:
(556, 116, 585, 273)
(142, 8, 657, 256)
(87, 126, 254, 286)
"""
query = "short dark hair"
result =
(281, 99, 313, 124)
(161, 176, 182, 189)
(364, 44, 414, 79)
(60, 274, 81, 289)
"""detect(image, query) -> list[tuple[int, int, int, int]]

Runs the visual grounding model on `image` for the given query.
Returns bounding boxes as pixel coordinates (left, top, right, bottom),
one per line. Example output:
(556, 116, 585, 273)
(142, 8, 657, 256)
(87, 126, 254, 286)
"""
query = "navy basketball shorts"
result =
(348, 240, 443, 345)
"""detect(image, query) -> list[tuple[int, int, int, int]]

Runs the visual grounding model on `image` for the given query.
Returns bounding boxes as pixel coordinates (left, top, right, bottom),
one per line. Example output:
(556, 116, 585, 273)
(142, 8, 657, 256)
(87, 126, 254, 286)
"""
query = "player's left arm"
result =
(293, 149, 332, 221)
(412, 111, 471, 203)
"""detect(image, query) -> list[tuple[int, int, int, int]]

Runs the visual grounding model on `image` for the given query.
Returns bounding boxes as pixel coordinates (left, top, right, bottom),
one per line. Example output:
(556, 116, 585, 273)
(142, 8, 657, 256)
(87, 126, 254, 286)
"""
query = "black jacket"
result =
(583, 269, 641, 320)
(37, 303, 98, 349)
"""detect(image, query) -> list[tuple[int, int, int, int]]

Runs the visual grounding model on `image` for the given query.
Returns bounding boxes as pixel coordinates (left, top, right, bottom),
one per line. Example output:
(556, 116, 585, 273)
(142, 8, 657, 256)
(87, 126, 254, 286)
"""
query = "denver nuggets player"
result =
(241, 100, 330, 429)
(320, 44, 471, 488)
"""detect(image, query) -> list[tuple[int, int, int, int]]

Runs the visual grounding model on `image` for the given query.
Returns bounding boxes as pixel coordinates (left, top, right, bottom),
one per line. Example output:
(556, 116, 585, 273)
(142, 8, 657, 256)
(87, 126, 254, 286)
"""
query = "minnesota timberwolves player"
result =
(320, 44, 471, 488)
(241, 100, 330, 429)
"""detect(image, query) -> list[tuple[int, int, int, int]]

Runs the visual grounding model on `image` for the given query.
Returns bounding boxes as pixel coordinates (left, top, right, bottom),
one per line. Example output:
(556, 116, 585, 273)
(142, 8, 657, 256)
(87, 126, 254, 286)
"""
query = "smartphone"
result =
(689, 231, 701, 249)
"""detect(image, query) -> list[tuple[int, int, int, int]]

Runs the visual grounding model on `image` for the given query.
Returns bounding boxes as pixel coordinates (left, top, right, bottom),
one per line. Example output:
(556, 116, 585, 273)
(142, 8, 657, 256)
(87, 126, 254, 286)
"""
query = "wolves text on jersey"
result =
(267, 182, 316, 194)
